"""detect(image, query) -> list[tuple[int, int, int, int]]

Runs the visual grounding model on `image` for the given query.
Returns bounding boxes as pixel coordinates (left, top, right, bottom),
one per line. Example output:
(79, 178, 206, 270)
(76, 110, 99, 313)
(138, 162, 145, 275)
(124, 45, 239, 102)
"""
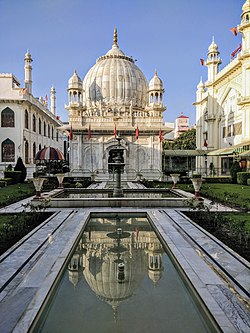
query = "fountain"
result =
(108, 136, 125, 197)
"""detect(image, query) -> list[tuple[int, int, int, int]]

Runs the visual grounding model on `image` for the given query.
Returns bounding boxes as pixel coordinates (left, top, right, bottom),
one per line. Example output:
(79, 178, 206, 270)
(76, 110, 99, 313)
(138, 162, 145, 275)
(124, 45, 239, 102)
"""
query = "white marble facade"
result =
(65, 29, 172, 180)
(195, 1, 250, 174)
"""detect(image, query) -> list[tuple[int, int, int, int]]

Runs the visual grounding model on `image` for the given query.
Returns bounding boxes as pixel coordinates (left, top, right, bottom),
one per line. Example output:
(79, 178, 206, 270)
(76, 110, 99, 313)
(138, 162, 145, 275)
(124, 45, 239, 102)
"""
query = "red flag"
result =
(135, 125, 139, 140)
(69, 125, 73, 141)
(230, 27, 238, 36)
(200, 58, 205, 66)
(159, 129, 163, 142)
(231, 44, 242, 59)
(114, 125, 117, 138)
(88, 124, 91, 140)
(136, 227, 139, 240)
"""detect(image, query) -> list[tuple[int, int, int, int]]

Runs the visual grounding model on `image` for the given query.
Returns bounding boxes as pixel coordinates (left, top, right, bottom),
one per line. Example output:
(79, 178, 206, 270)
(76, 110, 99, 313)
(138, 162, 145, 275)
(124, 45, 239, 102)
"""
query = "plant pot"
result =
(56, 174, 65, 188)
(191, 177, 202, 198)
(170, 174, 180, 189)
(32, 178, 45, 198)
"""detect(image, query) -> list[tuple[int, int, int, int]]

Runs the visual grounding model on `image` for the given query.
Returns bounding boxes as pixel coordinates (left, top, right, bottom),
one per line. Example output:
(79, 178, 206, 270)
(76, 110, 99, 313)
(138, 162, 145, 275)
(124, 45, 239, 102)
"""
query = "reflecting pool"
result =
(34, 214, 219, 333)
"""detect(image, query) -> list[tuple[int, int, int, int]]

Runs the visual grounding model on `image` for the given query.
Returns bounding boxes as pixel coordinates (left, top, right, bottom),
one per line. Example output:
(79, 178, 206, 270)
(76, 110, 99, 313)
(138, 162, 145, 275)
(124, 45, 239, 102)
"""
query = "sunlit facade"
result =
(195, 0, 250, 174)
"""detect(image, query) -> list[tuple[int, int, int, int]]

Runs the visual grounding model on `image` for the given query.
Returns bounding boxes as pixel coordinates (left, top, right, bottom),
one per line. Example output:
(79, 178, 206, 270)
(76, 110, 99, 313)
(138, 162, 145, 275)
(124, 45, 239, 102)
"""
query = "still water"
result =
(35, 214, 218, 333)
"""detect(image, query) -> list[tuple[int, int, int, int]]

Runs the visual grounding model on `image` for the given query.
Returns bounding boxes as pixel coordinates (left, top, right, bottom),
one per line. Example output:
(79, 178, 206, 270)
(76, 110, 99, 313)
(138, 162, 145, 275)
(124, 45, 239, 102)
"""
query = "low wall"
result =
(47, 197, 190, 208)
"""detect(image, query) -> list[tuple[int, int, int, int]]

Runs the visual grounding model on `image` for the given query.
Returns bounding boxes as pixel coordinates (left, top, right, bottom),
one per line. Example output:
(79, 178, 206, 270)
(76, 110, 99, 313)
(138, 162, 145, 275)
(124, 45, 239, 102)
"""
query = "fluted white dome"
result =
(82, 29, 148, 109)
(68, 69, 82, 90)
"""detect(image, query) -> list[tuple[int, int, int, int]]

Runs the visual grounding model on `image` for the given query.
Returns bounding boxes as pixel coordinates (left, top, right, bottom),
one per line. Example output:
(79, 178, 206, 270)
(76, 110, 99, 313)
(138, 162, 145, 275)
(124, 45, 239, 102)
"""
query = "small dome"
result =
(242, 0, 250, 12)
(197, 78, 205, 90)
(149, 71, 163, 91)
(68, 69, 82, 90)
(208, 40, 218, 52)
(24, 50, 32, 61)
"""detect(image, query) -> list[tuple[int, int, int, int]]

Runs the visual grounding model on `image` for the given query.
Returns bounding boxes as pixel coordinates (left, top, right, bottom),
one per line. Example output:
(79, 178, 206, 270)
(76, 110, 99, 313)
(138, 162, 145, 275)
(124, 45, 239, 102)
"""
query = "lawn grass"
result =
(0, 182, 35, 208)
(178, 183, 250, 210)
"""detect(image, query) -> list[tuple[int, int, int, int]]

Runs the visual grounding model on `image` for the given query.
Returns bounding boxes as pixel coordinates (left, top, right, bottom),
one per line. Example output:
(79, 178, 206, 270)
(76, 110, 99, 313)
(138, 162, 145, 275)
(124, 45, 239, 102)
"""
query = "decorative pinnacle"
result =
(113, 27, 118, 46)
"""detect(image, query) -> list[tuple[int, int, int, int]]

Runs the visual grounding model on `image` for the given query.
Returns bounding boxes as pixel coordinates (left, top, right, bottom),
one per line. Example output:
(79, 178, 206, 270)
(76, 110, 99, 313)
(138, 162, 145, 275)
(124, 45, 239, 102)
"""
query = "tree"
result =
(163, 128, 196, 150)
(14, 157, 27, 182)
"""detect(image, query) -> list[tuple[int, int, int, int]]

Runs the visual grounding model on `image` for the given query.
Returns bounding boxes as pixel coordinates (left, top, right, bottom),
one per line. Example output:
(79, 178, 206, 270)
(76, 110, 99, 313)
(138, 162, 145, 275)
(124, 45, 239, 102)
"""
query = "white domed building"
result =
(65, 29, 172, 180)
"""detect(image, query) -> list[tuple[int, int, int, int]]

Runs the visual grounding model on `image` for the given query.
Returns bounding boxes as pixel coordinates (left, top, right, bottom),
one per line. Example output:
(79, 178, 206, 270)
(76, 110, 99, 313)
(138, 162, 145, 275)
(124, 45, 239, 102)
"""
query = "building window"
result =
(33, 142, 36, 162)
(44, 121, 46, 136)
(233, 122, 242, 135)
(25, 141, 29, 164)
(1, 107, 15, 127)
(52, 126, 54, 140)
(25, 110, 29, 129)
(39, 118, 41, 134)
(48, 124, 50, 138)
(33, 115, 36, 132)
(39, 144, 41, 151)
(227, 125, 232, 137)
(2, 138, 15, 162)
(56, 131, 59, 141)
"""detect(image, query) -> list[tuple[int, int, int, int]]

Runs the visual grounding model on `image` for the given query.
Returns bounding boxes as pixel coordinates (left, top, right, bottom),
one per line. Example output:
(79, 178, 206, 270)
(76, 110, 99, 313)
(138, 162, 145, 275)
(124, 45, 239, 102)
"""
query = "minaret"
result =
(24, 50, 33, 94)
(50, 85, 56, 114)
(238, 0, 250, 52)
(206, 37, 221, 82)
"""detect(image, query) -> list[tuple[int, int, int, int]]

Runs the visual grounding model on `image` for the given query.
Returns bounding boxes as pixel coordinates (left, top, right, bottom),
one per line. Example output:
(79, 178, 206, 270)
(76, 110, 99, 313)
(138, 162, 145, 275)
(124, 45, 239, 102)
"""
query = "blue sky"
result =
(0, 0, 243, 124)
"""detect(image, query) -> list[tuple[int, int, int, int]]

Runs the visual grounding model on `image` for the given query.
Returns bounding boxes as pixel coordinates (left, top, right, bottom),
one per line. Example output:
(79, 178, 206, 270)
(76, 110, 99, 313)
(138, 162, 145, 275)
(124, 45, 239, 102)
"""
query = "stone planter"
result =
(191, 177, 202, 198)
(56, 174, 64, 188)
(32, 178, 45, 198)
(170, 174, 180, 189)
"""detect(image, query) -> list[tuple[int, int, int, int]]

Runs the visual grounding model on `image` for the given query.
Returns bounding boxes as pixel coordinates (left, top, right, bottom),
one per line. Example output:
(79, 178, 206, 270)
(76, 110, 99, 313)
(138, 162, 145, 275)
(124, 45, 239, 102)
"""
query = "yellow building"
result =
(195, 0, 250, 175)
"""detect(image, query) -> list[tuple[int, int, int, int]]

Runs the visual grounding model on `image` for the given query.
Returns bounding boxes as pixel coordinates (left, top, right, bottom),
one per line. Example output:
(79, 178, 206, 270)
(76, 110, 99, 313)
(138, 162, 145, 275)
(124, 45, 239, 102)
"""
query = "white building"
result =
(0, 51, 64, 178)
(64, 29, 172, 180)
(195, 0, 250, 174)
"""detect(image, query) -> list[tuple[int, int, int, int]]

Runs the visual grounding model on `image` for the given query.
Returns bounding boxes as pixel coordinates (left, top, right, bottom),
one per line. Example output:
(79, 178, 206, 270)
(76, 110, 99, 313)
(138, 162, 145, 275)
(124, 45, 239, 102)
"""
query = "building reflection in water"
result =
(67, 215, 164, 319)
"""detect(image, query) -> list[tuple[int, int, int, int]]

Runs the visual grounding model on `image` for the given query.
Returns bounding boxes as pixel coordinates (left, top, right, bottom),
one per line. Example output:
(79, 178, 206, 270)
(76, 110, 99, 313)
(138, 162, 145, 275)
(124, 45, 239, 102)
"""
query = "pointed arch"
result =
(1, 107, 15, 127)
(2, 138, 15, 162)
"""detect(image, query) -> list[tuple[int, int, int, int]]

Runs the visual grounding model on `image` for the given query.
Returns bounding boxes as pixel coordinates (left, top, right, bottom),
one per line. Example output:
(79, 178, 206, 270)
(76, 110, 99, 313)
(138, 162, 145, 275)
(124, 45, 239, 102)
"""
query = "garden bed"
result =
(184, 211, 250, 262)
(0, 211, 53, 255)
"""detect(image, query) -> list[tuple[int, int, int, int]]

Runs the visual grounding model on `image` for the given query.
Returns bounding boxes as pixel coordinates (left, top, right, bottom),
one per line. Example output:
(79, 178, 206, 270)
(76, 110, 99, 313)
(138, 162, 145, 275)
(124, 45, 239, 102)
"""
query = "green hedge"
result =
(0, 181, 6, 188)
(3, 171, 21, 184)
(203, 176, 231, 183)
(247, 179, 250, 186)
(237, 172, 250, 185)
(0, 178, 13, 186)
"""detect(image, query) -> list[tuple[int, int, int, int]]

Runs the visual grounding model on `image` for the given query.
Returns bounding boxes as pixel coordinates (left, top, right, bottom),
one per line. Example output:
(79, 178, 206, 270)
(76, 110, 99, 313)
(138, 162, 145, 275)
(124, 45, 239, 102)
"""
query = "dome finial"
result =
(113, 27, 118, 46)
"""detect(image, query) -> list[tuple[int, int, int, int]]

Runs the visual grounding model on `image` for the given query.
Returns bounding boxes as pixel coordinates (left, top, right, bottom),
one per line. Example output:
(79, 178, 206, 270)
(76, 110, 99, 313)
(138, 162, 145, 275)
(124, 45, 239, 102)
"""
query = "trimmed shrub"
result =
(230, 161, 241, 184)
(247, 179, 250, 186)
(14, 157, 27, 182)
(0, 178, 13, 185)
(237, 172, 250, 185)
(4, 171, 21, 184)
(0, 181, 7, 188)
(203, 176, 231, 183)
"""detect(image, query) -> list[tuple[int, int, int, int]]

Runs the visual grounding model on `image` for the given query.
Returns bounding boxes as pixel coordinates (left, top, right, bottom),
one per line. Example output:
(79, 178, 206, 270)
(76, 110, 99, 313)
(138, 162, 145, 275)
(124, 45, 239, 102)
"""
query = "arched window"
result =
(25, 110, 29, 129)
(25, 141, 29, 164)
(39, 118, 41, 134)
(1, 107, 15, 127)
(33, 142, 36, 162)
(33, 115, 36, 132)
(2, 138, 15, 162)
(48, 124, 50, 138)
(44, 121, 46, 136)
